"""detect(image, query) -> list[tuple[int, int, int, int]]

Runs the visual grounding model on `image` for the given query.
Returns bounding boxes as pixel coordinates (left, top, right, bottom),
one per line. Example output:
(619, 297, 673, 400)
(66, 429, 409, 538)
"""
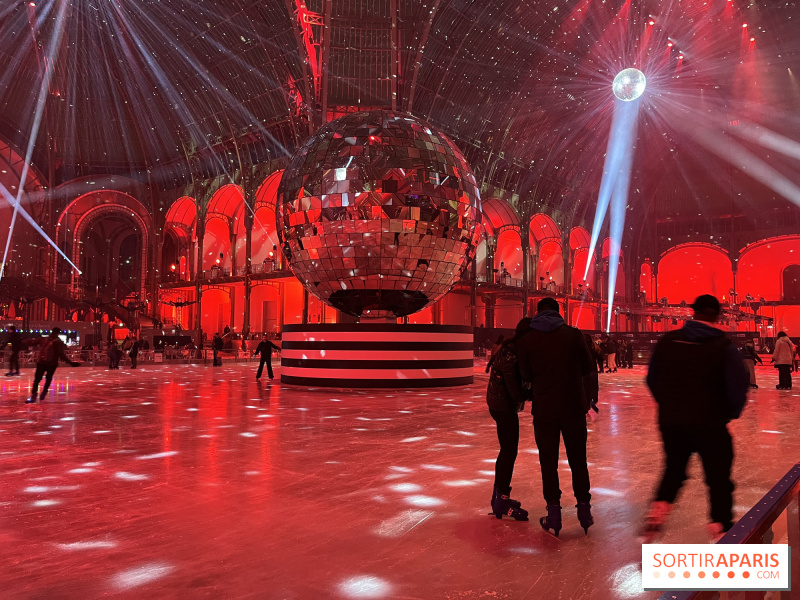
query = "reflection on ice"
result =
(337, 575, 392, 598)
(610, 563, 646, 598)
(111, 562, 174, 590)
(403, 495, 445, 507)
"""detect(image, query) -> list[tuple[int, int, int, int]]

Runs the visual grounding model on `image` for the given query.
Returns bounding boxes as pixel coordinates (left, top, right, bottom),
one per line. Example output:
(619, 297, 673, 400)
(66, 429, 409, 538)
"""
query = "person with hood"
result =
(642, 295, 749, 541)
(517, 297, 595, 537)
(486, 318, 531, 521)
(4, 325, 23, 376)
(772, 331, 794, 390)
(485, 335, 504, 373)
(28, 328, 81, 403)
(740, 340, 762, 389)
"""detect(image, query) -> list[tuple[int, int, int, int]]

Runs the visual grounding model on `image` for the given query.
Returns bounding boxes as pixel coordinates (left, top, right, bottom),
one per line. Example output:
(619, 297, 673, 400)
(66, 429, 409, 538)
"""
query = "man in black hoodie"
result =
(642, 294, 749, 541)
(517, 297, 595, 536)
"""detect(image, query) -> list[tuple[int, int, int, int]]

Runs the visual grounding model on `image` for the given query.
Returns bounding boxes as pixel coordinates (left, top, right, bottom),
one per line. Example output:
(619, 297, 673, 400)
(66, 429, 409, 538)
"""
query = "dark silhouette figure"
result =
(624, 340, 634, 369)
(129, 339, 140, 369)
(254, 335, 280, 380)
(28, 328, 80, 403)
(517, 297, 595, 536)
(4, 325, 23, 376)
(485, 335, 504, 373)
(773, 331, 793, 390)
(212, 333, 224, 366)
(642, 294, 749, 541)
(740, 340, 762, 389)
(486, 318, 531, 521)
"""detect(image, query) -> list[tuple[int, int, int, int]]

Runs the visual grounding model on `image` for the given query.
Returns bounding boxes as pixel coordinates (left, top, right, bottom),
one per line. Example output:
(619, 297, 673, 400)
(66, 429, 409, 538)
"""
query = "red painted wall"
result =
(658, 245, 733, 303)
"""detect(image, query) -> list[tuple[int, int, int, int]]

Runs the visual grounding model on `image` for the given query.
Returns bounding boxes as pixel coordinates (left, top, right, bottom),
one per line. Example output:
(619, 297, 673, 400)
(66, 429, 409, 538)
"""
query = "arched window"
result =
(783, 265, 800, 302)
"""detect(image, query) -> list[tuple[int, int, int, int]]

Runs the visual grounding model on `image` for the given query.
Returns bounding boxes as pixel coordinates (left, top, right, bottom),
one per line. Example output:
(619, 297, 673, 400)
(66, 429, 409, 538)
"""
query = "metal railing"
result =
(659, 462, 800, 600)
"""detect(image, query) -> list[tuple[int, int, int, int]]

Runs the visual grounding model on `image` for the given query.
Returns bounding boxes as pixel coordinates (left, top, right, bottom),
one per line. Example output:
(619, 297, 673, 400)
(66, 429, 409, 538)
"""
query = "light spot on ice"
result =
(337, 575, 392, 598)
(111, 562, 174, 590)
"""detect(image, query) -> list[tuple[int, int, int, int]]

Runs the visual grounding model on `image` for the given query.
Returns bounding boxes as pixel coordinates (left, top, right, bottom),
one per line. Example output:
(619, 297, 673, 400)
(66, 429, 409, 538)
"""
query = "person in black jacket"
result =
(486, 318, 531, 521)
(253, 335, 281, 380)
(624, 340, 634, 369)
(28, 328, 80, 403)
(4, 325, 23, 376)
(517, 297, 595, 537)
(642, 295, 749, 541)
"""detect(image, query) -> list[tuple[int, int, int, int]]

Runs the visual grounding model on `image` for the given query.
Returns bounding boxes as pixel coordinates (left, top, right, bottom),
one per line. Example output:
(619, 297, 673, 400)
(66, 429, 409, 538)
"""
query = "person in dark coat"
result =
(128, 338, 140, 369)
(486, 318, 531, 521)
(642, 294, 749, 541)
(212, 333, 224, 366)
(4, 325, 23, 376)
(740, 340, 762, 389)
(485, 335, 504, 373)
(624, 340, 634, 369)
(253, 335, 280, 379)
(517, 297, 595, 537)
(28, 328, 80, 403)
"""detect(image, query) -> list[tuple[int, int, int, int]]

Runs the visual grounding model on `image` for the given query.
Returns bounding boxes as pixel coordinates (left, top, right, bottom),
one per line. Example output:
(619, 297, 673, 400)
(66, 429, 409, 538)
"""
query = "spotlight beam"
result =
(1, 0, 79, 281)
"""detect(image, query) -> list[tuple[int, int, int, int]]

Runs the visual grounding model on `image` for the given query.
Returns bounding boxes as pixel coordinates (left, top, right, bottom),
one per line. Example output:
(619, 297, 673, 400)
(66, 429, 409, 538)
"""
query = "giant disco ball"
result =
(277, 110, 482, 319)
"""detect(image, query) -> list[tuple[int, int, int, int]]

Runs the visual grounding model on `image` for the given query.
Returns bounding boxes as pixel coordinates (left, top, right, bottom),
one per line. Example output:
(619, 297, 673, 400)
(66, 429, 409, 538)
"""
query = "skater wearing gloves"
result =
(486, 318, 531, 522)
(641, 295, 749, 542)
(517, 297, 595, 537)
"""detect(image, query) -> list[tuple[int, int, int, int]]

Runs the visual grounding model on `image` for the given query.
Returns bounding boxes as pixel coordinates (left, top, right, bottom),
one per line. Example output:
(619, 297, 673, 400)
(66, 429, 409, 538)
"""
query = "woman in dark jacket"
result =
(486, 318, 531, 521)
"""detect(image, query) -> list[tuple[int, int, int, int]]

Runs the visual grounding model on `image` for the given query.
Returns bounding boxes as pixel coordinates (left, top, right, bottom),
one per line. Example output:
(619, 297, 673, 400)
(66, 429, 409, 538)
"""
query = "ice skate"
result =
(638, 501, 671, 543)
(576, 501, 594, 535)
(491, 488, 528, 521)
(491, 486, 521, 510)
(539, 504, 562, 537)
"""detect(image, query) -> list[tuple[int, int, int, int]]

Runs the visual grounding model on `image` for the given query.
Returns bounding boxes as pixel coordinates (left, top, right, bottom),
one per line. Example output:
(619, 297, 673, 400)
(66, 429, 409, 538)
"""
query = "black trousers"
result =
(213, 350, 220, 366)
(777, 364, 792, 388)
(489, 409, 519, 493)
(256, 355, 274, 379)
(655, 423, 734, 529)
(8, 350, 19, 373)
(533, 415, 591, 505)
(130, 355, 138, 369)
(596, 356, 604, 373)
(32, 362, 57, 397)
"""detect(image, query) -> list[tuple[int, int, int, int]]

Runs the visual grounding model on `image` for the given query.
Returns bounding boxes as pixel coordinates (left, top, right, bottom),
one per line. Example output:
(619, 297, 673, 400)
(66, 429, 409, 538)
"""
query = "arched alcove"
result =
(658, 243, 733, 303)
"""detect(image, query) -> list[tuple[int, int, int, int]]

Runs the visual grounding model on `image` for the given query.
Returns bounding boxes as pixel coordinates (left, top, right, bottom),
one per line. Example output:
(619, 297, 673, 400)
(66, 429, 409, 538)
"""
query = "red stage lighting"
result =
(170, 264, 177, 271)
(742, 23, 748, 28)
(667, 42, 673, 47)
(750, 37, 755, 42)
(678, 55, 684, 60)
(29, 2, 35, 6)
(648, 20, 655, 25)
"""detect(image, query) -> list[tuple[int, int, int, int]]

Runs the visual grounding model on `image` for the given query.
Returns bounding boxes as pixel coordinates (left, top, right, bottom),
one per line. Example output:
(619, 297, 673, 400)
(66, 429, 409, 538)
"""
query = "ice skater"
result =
(772, 331, 793, 390)
(4, 325, 23, 376)
(517, 297, 595, 537)
(212, 333, 224, 367)
(27, 328, 81, 403)
(486, 318, 531, 521)
(641, 295, 749, 541)
(253, 335, 280, 380)
(128, 337, 140, 369)
(740, 340, 762, 389)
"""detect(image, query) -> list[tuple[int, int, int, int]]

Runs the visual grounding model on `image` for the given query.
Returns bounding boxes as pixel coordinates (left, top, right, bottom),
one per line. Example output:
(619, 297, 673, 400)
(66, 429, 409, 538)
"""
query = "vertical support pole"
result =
(470, 258, 478, 328)
(302, 287, 309, 324)
(521, 237, 530, 318)
(229, 286, 236, 333)
(195, 231, 204, 344)
(243, 225, 252, 338)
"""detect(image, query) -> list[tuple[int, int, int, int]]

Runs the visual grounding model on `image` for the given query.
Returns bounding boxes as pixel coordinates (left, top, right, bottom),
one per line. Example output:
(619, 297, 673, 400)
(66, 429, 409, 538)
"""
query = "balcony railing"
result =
(658, 462, 800, 600)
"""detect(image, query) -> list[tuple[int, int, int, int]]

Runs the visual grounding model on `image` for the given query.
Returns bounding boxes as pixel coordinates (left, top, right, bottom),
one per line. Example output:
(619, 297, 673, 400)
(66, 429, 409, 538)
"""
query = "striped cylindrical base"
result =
(280, 324, 473, 388)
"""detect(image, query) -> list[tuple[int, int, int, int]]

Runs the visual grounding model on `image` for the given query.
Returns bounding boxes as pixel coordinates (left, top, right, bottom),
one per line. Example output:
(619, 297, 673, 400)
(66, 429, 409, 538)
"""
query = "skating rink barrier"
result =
(659, 461, 800, 600)
(280, 324, 473, 388)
